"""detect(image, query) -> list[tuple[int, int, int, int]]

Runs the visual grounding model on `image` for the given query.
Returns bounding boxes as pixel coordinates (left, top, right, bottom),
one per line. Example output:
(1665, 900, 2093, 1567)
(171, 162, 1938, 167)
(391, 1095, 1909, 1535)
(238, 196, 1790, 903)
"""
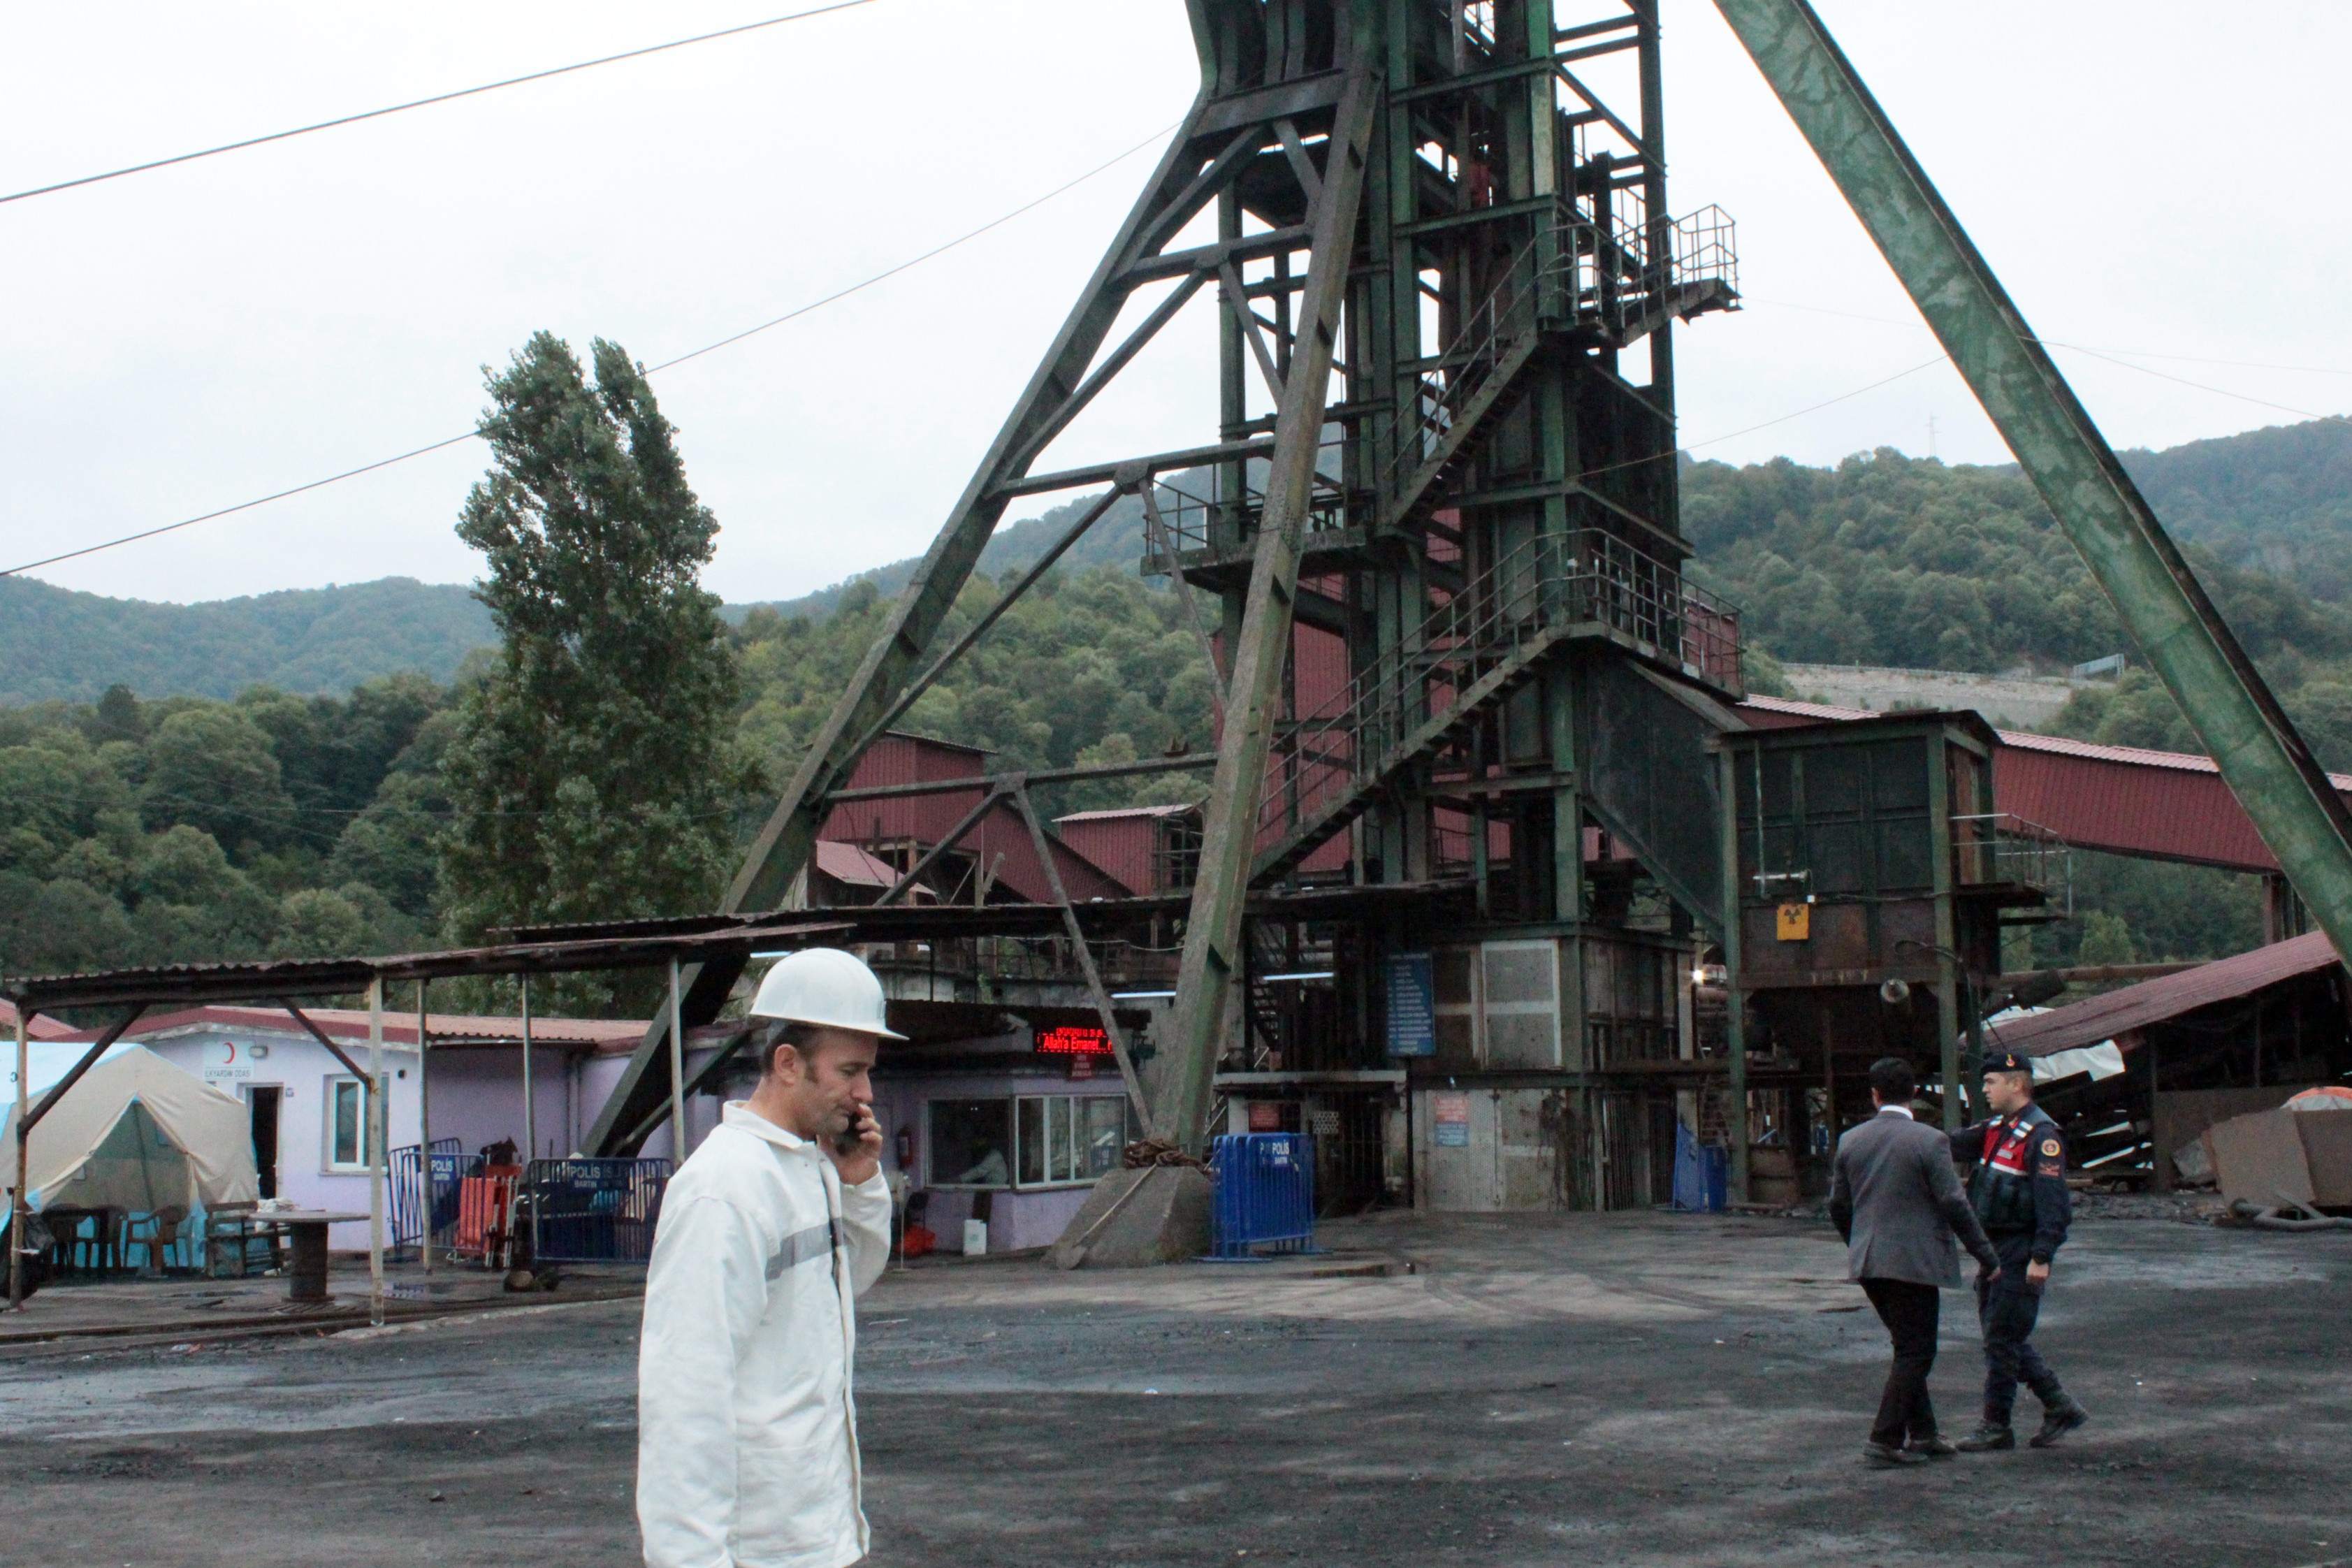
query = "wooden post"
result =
(368, 978, 385, 1328)
(416, 980, 432, 1274)
(667, 959, 688, 1163)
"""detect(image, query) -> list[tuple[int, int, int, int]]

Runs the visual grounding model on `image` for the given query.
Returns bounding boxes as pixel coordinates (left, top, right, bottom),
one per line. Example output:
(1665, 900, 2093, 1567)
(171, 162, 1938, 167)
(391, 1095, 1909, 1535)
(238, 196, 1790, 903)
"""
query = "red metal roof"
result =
(1738, 694, 1878, 725)
(1055, 804, 1197, 822)
(815, 732, 1132, 901)
(0, 999, 80, 1039)
(814, 840, 906, 890)
(1989, 930, 2344, 1057)
(1055, 804, 1199, 895)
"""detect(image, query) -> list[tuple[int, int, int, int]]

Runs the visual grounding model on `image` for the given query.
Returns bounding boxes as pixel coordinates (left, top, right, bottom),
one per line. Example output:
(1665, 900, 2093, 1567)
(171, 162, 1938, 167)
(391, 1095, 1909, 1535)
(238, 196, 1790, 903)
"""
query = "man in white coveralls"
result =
(637, 947, 903, 1568)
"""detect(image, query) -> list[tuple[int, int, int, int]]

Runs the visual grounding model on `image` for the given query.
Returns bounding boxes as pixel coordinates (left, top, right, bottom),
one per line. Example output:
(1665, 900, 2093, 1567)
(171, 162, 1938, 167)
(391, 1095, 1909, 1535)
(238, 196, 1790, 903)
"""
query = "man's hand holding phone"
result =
(830, 1104, 883, 1186)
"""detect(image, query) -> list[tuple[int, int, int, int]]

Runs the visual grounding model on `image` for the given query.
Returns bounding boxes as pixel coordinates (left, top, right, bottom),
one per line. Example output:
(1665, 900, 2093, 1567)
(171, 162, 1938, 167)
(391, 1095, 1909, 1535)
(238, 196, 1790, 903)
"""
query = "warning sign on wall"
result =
(1433, 1091, 1472, 1148)
(1775, 902, 1811, 941)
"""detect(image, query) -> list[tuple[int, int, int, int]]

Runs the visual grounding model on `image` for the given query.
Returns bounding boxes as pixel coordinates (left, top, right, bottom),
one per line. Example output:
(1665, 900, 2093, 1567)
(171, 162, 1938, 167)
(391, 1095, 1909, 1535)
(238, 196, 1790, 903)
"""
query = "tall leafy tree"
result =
(440, 333, 755, 996)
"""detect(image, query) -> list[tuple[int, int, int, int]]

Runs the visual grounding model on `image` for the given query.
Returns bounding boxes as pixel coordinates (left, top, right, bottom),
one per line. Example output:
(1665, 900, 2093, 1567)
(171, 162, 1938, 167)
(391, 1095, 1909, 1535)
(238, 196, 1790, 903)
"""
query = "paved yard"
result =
(2, 1209, 2347, 1566)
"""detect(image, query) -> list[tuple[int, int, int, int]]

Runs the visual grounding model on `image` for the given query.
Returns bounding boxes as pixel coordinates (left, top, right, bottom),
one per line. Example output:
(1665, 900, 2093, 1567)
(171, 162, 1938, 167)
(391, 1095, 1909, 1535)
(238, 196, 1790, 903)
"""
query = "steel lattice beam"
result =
(1714, 0, 2352, 971)
(1156, 50, 1382, 1154)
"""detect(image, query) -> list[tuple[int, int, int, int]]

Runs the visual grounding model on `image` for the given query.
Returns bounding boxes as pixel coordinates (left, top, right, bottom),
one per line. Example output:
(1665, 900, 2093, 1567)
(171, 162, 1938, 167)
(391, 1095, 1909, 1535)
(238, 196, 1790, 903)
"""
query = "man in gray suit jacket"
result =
(1830, 1057, 2004, 1468)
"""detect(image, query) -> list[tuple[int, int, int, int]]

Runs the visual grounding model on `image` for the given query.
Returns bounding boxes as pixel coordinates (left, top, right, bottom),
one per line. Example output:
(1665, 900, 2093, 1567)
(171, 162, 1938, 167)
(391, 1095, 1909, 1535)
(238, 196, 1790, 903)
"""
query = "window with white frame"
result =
(926, 1095, 1133, 1189)
(326, 1076, 379, 1170)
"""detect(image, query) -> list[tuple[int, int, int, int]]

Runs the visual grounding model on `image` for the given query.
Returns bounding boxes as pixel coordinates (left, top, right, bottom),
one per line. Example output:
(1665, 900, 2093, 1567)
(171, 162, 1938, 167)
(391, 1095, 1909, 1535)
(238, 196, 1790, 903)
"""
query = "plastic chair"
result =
(125, 1207, 189, 1275)
(41, 1208, 92, 1275)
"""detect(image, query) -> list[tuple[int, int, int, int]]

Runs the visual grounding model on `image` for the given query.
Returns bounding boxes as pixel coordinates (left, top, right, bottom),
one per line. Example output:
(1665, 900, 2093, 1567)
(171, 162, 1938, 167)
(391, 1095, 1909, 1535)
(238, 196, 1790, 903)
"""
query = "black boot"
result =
(2029, 1395, 2089, 1449)
(1954, 1422, 2015, 1452)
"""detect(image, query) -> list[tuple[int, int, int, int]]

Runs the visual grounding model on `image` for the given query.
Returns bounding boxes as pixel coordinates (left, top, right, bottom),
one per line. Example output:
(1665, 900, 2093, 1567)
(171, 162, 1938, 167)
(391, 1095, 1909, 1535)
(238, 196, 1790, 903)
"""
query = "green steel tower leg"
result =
(1159, 51, 1381, 1154)
(1714, 0, 2352, 965)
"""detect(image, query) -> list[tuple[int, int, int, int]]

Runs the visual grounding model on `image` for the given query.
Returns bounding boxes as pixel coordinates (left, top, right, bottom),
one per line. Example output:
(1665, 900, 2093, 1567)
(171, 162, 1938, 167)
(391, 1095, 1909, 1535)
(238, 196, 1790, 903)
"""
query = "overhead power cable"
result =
(2038, 342, 2341, 423)
(1752, 297, 2352, 376)
(3, 122, 1177, 579)
(0, 0, 883, 208)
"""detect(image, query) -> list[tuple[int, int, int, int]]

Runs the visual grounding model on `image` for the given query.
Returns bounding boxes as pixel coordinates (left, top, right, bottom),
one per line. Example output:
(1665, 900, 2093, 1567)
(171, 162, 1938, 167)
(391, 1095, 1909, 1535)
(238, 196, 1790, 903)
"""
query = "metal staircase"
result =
(1379, 203, 1740, 538)
(1251, 529, 1743, 884)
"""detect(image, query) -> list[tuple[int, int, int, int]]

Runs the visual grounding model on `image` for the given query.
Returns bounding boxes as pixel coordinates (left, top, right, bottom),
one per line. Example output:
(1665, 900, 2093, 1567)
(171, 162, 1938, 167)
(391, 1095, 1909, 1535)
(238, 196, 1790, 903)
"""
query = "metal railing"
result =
(1952, 813, 2073, 915)
(1387, 201, 1738, 493)
(1140, 203, 1736, 572)
(1138, 435, 1353, 572)
(1257, 530, 1743, 845)
(524, 1157, 671, 1265)
(389, 1138, 470, 1250)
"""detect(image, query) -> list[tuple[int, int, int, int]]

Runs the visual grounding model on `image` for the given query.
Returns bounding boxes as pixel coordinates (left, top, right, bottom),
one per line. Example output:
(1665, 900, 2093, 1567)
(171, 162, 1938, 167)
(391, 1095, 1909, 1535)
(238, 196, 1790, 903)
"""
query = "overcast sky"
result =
(4, 1, 2348, 606)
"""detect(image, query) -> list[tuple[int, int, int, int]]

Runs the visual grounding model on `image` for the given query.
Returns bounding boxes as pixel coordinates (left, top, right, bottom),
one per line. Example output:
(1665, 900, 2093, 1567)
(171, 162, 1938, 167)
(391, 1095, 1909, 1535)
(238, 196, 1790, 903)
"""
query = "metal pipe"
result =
(368, 978, 384, 1329)
(667, 959, 688, 1164)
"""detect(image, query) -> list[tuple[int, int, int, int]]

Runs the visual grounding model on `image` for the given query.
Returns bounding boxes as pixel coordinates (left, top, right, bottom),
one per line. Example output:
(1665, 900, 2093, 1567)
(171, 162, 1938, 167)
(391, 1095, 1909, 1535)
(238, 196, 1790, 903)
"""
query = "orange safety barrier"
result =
(456, 1168, 522, 1265)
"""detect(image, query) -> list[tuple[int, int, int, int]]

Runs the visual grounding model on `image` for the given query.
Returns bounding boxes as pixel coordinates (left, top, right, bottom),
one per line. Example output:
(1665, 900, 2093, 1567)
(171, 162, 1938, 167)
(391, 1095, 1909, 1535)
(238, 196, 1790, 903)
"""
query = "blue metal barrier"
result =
(389, 1139, 467, 1248)
(1207, 1133, 1319, 1260)
(1671, 1124, 1728, 1213)
(525, 1158, 671, 1264)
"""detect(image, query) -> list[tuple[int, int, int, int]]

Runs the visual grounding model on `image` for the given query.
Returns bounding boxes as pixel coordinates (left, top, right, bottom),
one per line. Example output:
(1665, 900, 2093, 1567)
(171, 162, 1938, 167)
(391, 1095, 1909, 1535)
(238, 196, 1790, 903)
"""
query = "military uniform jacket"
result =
(1948, 1105, 2072, 1264)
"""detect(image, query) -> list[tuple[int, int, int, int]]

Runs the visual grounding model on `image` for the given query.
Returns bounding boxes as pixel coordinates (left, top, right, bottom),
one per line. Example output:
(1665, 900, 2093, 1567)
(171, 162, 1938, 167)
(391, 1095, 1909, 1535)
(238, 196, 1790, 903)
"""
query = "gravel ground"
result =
(2, 1210, 2346, 1567)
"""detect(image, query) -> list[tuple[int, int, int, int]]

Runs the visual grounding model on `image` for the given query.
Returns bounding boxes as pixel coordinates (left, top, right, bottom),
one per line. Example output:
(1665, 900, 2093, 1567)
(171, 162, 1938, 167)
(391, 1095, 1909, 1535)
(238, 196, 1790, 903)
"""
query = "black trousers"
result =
(1977, 1235, 2065, 1423)
(1859, 1277, 1942, 1448)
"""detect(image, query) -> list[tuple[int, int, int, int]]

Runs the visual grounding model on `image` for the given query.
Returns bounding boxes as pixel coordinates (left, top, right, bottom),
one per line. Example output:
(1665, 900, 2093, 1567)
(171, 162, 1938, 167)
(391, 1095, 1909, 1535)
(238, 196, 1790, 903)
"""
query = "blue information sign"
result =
(1385, 951, 1437, 1057)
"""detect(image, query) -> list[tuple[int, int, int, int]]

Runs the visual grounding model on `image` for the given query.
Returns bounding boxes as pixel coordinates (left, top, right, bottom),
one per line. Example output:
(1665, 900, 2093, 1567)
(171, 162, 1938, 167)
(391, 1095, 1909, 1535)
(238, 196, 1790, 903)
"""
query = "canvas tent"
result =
(2, 1045, 258, 1219)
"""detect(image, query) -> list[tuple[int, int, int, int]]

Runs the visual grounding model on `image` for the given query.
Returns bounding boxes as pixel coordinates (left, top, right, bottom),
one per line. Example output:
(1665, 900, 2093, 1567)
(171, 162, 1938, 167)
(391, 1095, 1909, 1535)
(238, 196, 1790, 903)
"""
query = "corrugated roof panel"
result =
(1991, 930, 2344, 1057)
(1993, 743, 2277, 871)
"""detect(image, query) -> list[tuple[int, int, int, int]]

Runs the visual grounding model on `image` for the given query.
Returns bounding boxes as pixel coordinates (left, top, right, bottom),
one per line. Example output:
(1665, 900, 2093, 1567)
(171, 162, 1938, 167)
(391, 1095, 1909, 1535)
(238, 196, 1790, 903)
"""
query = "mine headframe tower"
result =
(584, 0, 1745, 1206)
(1151, 0, 1744, 1205)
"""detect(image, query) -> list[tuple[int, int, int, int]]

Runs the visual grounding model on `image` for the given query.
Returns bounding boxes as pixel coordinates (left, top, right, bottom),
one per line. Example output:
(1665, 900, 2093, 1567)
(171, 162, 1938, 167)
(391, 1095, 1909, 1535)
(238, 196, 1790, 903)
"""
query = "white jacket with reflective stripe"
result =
(637, 1102, 892, 1568)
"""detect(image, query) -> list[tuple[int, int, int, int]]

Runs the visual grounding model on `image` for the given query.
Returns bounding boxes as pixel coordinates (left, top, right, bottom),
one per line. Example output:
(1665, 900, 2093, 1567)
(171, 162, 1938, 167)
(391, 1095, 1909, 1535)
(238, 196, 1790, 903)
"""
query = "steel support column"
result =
(1159, 52, 1382, 1153)
(1715, 0, 2352, 965)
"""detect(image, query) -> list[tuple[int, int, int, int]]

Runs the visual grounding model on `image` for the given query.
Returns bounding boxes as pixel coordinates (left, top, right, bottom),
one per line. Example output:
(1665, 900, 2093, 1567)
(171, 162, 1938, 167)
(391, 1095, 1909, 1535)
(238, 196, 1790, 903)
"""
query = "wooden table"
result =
(247, 1210, 372, 1302)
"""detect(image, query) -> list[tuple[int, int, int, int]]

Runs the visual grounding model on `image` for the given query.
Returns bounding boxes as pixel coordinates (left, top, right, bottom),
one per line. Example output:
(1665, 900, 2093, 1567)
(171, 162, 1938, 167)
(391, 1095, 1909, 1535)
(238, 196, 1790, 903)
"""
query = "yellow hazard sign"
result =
(1776, 902, 1810, 941)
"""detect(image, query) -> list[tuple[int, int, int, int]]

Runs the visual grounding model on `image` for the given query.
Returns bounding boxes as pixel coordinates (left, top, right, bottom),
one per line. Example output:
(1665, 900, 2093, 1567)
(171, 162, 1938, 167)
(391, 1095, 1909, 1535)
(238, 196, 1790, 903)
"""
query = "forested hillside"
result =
(7, 417, 2347, 982)
(0, 575, 495, 703)
(734, 562, 1216, 818)
(734, 488, 1152, 623)
(0, 678, 449, 978)
(1684, 435, 2352, 775)
(2124, 418, 2352, 602)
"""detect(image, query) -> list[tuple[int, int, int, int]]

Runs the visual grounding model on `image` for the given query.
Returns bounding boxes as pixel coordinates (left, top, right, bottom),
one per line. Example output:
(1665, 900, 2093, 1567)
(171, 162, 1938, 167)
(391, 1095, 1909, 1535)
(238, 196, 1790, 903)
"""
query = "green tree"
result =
(0, 871, 137, 976)
(440, 333, 755, 997)
(140, 706, 298, 861)
(2075, 910, 2137, 966)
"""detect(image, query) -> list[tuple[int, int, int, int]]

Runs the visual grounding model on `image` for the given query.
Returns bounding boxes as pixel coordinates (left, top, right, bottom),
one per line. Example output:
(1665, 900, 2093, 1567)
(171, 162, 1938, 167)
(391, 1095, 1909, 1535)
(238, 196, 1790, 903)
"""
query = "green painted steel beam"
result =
(1713, 0, 2352, 967)
(1157, 48, 1381, 1153)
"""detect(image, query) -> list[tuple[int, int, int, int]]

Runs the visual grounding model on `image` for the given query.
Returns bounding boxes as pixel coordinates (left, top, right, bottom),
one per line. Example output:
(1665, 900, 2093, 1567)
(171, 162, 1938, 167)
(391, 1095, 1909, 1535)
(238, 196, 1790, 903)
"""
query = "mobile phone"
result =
(835, 1108, 870, 1157)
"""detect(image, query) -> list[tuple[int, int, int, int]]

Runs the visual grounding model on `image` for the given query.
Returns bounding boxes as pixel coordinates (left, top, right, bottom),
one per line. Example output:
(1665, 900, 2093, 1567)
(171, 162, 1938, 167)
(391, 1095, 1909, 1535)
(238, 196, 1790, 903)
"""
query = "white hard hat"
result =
(748, 948, 906, 1039)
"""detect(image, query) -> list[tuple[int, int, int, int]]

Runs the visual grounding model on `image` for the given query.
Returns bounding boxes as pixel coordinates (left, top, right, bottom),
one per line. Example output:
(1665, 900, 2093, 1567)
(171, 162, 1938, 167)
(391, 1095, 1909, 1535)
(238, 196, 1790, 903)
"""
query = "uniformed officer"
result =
(1949, 1050, 2090, 1451)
